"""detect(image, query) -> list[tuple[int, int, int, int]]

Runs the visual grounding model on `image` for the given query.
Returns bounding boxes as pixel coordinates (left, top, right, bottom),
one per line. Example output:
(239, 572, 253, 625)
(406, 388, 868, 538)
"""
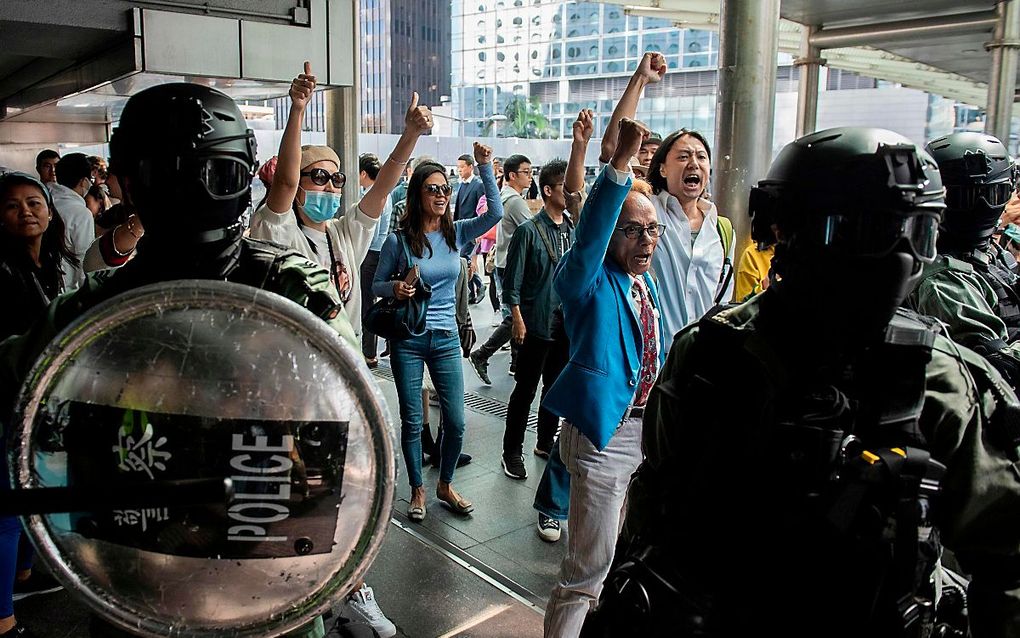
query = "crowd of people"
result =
(1, 49, 1020, 638)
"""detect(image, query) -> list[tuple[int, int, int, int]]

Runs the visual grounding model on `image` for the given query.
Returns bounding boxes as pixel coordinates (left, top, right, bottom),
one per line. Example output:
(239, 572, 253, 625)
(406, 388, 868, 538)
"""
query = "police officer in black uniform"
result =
(0, 83, 355, 638)
(925, 132, 1020, 340)
(583, 127, 1020, 638)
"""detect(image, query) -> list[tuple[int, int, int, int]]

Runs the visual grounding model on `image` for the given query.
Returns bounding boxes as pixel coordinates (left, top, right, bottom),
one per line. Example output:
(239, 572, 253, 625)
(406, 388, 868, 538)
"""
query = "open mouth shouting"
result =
(682, 173, 703, 195)
(632, 250, 654, 272)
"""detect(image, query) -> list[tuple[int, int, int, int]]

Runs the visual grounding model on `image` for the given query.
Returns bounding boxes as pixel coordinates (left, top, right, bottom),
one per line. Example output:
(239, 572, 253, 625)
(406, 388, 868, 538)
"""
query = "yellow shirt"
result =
(734, 239, 775, 301)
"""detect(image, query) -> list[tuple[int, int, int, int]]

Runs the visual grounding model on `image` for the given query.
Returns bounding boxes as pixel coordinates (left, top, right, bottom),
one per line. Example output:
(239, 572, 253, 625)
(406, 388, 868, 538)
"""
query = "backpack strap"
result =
(716, 215, 733, 260)
(714, 215, 735, 304)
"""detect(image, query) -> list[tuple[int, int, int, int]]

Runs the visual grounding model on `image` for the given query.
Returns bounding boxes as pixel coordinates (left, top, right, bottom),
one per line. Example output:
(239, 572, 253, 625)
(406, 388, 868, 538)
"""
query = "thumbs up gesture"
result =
(404, 92, 434, 136)
(290, 61, 316, 110)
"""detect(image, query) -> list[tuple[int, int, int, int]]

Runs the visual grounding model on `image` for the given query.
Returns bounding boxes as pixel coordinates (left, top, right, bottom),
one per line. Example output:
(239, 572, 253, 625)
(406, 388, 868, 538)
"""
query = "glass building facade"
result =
(450, 0, 742, 140)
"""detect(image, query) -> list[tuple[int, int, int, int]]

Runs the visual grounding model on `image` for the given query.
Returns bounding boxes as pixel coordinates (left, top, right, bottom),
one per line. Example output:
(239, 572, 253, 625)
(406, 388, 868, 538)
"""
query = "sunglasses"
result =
(301, 168, 346, 188)
(424, 183, 453, 196)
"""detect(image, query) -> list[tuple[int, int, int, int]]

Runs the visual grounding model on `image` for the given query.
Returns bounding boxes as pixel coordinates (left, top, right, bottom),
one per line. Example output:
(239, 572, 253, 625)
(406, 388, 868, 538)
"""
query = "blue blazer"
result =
(542, 168, 666, 451)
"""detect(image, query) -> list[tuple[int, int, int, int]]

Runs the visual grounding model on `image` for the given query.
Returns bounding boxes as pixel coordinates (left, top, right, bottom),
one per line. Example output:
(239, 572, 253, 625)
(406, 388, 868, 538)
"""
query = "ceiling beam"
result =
(600, 0, 988, 106)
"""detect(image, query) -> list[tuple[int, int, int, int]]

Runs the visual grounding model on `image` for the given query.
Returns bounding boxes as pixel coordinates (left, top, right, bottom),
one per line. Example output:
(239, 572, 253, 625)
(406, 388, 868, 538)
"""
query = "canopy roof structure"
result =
(604, 0, 1005, 107)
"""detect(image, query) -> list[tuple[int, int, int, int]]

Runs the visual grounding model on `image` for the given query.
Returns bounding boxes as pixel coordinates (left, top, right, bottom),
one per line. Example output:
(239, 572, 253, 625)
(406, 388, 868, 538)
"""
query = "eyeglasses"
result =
(301, 168, 347, 188)
(509, 168, 533, 176)
(424, 183, 453, 196)
(615, 223, 666, 239)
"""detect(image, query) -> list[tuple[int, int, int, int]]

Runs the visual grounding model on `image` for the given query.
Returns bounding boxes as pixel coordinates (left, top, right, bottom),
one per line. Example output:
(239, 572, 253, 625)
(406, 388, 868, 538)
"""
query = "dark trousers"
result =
(360, 249, 381, 359)
(475, 314, 518, 364)
(503, 330, 569, 455)
(487, 264, 500, 312)
(469, 272, 484, 299)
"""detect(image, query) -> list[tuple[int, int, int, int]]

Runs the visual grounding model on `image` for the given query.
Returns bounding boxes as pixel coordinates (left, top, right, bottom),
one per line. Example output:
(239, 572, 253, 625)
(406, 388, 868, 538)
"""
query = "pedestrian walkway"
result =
(16, 300, 563, 637)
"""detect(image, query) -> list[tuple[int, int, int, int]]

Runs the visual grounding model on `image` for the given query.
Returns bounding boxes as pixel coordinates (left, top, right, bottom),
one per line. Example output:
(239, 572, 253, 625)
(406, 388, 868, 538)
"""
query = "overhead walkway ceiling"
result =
(603, 0, 1002, 107)
(0, 0, 351, 148)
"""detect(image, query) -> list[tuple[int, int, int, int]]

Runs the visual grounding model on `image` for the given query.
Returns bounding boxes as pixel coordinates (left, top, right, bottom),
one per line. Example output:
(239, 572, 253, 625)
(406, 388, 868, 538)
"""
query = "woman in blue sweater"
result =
(373, 142, 502, 521)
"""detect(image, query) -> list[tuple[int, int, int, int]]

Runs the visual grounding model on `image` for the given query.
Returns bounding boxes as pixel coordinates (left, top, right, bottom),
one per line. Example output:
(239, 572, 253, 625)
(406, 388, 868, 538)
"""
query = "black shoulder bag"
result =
(363, 232, 432, 341)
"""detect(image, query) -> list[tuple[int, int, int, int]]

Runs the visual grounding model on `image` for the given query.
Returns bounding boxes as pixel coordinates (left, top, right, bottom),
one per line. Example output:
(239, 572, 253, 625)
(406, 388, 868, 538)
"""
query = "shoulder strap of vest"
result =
(919, 256, 974, 284)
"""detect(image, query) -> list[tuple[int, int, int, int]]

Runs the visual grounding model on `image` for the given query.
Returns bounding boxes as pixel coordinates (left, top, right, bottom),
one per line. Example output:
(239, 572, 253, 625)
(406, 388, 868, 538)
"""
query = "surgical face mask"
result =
(302, 190, 341, 223)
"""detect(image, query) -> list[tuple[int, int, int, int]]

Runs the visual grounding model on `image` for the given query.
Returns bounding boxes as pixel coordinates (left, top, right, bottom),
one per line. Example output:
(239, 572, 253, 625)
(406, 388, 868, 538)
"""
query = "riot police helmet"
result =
(109, 83, 258, 241)
(749, 127, 945, 270)
(924, 132, 1013, 251)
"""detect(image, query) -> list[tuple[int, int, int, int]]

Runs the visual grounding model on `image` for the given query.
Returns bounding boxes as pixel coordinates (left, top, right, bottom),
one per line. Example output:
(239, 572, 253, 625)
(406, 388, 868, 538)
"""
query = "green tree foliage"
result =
(485, 95, 558, 139)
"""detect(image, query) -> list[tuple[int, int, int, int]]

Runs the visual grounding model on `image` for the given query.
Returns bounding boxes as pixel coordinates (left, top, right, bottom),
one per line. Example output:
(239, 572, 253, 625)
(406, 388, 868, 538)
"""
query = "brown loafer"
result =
(436, 490, 474, 515)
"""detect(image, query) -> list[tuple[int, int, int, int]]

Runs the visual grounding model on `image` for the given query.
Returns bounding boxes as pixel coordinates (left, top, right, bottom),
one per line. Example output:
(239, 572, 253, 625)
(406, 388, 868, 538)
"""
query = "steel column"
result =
(795, 25, 823, 138)
(986, 0, 1020, 142)
(325, 0, 360, 214)
(714, 0, 780, 284)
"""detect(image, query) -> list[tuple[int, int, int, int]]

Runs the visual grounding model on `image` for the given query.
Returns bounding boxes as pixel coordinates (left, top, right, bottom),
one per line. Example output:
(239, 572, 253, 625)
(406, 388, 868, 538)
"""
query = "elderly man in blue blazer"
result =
(542, 119, 666, 638)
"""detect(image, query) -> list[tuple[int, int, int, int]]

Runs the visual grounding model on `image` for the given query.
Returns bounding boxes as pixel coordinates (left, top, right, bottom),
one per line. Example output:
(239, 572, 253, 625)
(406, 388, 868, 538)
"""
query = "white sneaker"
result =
(346, 584, 397, 638)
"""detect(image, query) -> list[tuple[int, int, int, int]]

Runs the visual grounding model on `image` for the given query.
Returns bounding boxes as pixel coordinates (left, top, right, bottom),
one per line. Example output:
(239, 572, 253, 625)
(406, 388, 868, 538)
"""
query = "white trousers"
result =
(543, 417, 643, 638)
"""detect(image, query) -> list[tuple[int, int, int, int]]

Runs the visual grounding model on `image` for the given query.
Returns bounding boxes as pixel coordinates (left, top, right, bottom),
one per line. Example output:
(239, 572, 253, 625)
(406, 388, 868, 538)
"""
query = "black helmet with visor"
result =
(924, 132, 1014, 251)
(749, 127, 945, 266)
(109, 83, 258, 242)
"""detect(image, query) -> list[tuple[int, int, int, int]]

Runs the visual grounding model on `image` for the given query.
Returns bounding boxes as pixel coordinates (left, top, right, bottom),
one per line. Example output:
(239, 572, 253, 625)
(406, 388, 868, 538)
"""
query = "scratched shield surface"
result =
(9, 280, 395, 638)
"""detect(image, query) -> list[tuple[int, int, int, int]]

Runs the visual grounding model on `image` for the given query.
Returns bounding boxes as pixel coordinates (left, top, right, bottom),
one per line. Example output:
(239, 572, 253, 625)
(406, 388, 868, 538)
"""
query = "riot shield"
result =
(7, 280, 395, 637)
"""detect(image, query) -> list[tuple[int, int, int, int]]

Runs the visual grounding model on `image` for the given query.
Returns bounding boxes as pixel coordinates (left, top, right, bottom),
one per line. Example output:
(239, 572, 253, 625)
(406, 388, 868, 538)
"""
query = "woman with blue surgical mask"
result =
(250, 61, 433, 338)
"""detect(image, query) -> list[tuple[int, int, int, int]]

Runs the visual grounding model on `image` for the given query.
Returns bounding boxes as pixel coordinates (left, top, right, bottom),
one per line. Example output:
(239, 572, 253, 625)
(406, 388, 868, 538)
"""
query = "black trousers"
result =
(503, 328, 569, 456)
(360, 249, 381, 359)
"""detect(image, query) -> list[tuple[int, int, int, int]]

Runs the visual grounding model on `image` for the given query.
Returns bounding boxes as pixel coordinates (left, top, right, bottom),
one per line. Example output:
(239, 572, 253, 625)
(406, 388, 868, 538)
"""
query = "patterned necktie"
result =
(633, 280, 657, 407)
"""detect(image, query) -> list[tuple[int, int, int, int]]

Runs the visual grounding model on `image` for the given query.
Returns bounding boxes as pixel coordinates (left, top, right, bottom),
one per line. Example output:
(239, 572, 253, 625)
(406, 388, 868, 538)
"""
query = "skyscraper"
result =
(362, 0, 452, 134)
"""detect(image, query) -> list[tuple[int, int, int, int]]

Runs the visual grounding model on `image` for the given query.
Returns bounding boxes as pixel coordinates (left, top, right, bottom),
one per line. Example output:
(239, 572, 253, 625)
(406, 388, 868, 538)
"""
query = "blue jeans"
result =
(533, 441, 570, 521)
(391, 329, 466, 487)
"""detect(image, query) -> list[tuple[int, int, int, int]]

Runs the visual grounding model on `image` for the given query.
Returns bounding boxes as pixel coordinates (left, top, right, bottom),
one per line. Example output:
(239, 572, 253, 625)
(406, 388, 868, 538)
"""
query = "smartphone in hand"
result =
(403, 264, 420, 286)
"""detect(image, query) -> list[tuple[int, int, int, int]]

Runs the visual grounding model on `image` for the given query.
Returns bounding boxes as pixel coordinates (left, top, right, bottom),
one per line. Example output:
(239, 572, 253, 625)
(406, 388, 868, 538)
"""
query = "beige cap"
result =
(299, 145, 341, 171)
(630, 157, 648, 177)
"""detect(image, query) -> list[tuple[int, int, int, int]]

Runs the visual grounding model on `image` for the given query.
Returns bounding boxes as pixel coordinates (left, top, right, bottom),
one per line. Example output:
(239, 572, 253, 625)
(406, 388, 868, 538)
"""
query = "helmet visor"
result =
(195, 156, 254, 200)
(822, 211, 939, 262)
(944, 182, 1013, 210)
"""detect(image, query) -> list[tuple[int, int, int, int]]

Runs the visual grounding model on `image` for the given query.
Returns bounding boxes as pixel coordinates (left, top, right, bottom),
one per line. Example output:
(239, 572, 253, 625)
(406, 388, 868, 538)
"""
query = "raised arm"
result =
(599, 53, 666, 164)
(266, 61, 315, 215)
(455, 142, 503, 246)
(360, 93, 433, 218)
(557, 119, 648, 303)
(566, 109, 594, 195)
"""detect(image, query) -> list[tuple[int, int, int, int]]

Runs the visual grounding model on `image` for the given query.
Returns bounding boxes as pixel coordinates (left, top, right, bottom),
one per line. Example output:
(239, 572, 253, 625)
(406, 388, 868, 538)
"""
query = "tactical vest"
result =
(584, 306, 968, 638)
(966, 244, 1020, 342)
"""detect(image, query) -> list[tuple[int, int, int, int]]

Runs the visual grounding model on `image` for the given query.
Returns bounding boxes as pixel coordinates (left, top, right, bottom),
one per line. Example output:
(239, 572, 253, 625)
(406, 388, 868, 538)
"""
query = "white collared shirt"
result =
(650, 191, 734, 344)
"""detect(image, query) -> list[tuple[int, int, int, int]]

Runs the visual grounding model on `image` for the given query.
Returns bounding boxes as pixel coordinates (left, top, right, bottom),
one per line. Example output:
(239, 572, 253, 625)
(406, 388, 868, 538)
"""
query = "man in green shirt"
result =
(469, 154, 534, 382)
(500, 159, 572, 480)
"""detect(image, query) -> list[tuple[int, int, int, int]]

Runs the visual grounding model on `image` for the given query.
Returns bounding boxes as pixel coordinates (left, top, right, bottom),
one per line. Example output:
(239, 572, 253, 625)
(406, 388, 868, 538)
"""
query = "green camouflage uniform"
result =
(906, 255, 1020, 387)
(620, 292, 1020, 637)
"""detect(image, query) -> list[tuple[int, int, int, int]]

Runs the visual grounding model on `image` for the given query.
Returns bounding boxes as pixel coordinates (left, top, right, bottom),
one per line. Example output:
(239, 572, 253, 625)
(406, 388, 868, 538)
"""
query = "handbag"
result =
(363, 232, 432, 341)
